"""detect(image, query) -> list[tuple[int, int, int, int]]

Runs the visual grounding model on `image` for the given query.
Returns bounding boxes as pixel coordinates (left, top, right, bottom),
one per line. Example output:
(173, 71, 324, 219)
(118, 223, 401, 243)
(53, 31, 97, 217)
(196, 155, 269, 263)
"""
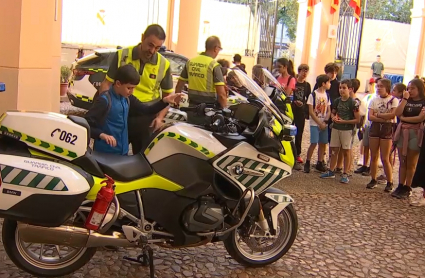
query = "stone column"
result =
(294, 0, 340, 86)
(403, 0, 425, 82)
(174, 0, 202, 59)
(0, 0, 62, 114)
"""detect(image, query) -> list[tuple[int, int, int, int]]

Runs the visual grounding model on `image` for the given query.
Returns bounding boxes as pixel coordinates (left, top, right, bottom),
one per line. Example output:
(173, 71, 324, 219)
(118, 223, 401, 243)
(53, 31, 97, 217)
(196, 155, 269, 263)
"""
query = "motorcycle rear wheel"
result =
(2, 219, 97, 277)
(223, 204, 298, 267)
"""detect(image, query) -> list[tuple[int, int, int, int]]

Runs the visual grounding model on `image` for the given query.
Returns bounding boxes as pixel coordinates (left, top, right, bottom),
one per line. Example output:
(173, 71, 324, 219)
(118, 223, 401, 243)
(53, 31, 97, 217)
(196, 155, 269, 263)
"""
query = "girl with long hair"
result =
(366, 78, 399, 191)
(275, 58, 296, 96)
(392, 79, 425, 199)
(252, 64, 266, 89)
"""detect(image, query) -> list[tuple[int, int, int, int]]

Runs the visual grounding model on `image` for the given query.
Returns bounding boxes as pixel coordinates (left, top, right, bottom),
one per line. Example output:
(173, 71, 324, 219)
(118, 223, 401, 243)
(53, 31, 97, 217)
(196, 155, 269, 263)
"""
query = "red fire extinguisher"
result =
(85, 174, 115, 231)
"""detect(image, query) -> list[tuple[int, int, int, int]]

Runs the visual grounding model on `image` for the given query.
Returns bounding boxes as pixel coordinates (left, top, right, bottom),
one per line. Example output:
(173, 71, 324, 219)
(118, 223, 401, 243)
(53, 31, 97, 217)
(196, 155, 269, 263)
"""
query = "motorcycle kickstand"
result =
(123, 245, 155, 278)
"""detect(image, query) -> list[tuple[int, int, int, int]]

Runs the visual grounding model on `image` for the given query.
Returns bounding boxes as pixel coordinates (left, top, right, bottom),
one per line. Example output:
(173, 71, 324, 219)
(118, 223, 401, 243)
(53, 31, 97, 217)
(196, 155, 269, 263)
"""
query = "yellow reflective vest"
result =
(117, 46, 170, 103)
(182, 54, 222, 96)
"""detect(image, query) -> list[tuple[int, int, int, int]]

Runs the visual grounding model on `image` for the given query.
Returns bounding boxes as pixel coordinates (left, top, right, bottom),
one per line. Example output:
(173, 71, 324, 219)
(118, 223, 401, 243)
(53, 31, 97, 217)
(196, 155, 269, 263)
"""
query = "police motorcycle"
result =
(258, 68, 295, 125)
(164, 88, 248, 124)
(0, 69, 298, 278)
(165, 69, 294, 126)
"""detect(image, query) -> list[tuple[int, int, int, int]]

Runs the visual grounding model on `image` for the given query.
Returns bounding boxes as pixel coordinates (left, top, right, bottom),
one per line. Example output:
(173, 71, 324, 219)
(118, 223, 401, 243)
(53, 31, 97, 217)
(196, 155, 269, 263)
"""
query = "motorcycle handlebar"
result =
(180, 107, 198, 112)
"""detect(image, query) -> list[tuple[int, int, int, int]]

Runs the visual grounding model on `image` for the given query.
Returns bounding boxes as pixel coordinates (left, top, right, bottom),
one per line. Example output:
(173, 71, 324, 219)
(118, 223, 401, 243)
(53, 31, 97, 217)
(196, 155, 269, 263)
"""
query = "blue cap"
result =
(0, 82, 5, 92)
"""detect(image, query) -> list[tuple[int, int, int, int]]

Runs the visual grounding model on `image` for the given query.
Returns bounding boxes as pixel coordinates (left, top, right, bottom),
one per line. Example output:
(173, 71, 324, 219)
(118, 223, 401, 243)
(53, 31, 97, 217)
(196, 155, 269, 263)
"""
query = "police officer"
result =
(175, 36, 227, 124)
(100, 24, 174, 154)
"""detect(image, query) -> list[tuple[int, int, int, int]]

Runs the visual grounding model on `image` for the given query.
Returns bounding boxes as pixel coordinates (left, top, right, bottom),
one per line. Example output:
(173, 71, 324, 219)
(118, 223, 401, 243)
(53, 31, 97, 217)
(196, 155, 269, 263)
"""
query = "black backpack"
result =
(305, 91, 330, 120)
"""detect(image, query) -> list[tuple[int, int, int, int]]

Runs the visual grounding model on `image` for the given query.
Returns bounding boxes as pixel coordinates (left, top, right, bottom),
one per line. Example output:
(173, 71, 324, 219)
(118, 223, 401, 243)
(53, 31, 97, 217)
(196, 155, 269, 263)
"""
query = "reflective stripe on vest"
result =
(206, 59, 216, 92)
(117, 46, 168, 102)
(186, 55, 218, 95)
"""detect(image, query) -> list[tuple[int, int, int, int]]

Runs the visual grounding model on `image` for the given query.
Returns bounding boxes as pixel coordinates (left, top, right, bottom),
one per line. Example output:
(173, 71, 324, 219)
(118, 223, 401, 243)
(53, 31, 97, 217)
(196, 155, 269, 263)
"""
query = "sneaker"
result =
(294, 162, 303, 171)
(395, 186, 412, 199)
(354, 165, 368, 174)
(366, 179, 378, 189)
(296, 156, 304, 164)
(377, 175, 387, 185)
(409, 187, 424, 205)
(391, 184, 404, 197)
(334, 168, 343, 174)
(411, 196, 425, 206)
(320, 170, 335, 179)
(315, 161, 327, 173)
(361, 167, 371, 176)
(304, 161, 311, 173)
(384, 182, 394, 192)
(340, 174, 349, 184)
(357, 155, 363, 166)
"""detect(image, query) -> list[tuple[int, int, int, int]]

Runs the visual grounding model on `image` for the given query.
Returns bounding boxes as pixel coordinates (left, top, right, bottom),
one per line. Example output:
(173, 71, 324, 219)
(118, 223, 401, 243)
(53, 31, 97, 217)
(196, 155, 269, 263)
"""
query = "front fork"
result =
(257, 191, 294, 235)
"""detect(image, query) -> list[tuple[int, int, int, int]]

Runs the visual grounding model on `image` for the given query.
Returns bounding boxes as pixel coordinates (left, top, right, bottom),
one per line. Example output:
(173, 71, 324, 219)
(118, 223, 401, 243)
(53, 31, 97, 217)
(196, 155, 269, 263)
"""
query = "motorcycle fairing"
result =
(145, 123, 226, 164)
(86, 174, 184, 200)
(0, 154, 92, 227)
(212, 142, 291, 194)
(0, 111, 87, 161)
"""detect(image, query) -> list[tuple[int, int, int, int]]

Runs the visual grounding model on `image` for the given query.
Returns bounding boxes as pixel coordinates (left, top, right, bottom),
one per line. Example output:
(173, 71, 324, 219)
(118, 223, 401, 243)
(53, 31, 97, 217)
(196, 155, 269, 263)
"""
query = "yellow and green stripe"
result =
(75, 94, 93, 103)
(144, 131, 215, 158)
(0, 126, 78, 159)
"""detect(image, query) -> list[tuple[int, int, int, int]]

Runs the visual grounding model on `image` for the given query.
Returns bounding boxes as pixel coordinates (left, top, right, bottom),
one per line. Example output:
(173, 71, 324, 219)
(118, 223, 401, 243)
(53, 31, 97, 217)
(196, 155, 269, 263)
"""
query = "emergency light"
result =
(0, 82, 5, 92)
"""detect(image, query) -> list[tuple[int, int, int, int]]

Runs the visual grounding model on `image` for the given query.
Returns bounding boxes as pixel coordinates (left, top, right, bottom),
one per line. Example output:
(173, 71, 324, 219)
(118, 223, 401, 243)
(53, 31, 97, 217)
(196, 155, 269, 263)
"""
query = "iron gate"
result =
(216, 0, 280, 69)
(335, 0, 364, 79)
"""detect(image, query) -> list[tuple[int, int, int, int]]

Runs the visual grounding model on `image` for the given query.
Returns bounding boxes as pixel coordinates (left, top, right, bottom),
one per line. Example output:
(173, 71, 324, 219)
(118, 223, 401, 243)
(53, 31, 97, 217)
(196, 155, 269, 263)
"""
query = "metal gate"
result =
(216, 0, 280, 70)
(335, 0, 364, 79)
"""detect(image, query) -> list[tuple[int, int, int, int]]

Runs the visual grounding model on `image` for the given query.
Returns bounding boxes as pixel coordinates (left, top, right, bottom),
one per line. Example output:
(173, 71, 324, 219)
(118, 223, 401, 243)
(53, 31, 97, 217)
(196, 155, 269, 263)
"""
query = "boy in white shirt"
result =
(304, 75, 331, 173)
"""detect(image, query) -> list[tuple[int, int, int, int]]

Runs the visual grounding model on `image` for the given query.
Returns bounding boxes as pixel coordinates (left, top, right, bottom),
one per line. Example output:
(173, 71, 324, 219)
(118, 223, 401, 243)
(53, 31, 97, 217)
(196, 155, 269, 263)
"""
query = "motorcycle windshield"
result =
(261, 68, 286, 93)
(230, 69, 284, 125)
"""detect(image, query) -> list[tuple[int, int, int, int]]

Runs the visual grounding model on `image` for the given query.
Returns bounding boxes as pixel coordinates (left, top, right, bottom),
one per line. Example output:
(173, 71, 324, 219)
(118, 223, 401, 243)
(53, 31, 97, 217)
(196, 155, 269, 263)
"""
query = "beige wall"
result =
(404, 0, 425, 82)
(216, 54, 257, 78)
(0, 0, 62, 114)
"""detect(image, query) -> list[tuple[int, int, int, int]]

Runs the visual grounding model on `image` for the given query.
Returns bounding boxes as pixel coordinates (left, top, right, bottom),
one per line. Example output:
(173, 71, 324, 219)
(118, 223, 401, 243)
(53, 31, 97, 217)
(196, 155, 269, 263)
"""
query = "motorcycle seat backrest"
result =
(67, 115, 91, 146)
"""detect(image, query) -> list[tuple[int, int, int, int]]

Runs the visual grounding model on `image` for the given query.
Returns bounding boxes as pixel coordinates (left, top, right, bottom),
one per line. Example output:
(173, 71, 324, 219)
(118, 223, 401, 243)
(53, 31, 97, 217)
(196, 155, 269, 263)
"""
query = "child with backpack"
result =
(320, 79, 360, 183)
(304, 74, 331, 173)
(85, 65, 183, 155)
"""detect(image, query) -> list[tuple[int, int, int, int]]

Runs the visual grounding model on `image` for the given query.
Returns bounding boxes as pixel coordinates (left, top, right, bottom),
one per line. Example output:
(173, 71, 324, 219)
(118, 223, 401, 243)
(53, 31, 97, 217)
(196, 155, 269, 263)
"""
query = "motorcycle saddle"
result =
(67, 115, 153, 182)
(91, 151, 153, 182)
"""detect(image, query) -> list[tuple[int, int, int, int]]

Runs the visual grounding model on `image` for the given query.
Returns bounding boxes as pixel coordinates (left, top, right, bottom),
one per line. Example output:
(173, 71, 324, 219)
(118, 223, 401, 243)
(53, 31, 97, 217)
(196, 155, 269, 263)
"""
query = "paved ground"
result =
(1, 105, 424, 278)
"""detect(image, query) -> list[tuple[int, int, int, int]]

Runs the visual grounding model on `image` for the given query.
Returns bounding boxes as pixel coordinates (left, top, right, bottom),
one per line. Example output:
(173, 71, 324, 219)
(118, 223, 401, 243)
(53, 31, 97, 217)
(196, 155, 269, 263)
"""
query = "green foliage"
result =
(278, 0, 299, 42)
(364, 0, 413, 24)
(60, 65, 71, 83)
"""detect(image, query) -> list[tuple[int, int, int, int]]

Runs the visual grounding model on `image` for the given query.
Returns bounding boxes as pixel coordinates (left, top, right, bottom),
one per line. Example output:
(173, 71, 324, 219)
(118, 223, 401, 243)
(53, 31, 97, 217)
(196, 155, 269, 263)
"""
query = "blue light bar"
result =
(0, 82, 5, 92)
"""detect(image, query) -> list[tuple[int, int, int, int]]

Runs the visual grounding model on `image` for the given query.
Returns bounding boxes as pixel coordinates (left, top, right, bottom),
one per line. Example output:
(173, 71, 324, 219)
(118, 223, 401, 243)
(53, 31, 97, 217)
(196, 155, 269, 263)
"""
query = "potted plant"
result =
(60, 65, 71, 96)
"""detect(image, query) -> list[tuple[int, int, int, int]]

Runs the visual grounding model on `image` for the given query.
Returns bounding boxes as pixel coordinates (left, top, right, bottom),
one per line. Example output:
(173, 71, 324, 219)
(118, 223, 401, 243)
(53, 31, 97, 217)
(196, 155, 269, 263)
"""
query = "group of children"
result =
(274, 60, 425, 205)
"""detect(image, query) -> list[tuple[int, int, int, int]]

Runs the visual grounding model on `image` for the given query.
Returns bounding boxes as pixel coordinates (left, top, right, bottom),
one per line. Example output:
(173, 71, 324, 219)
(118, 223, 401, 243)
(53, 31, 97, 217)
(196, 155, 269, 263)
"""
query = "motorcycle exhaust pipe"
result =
(17, 223, 137, 248)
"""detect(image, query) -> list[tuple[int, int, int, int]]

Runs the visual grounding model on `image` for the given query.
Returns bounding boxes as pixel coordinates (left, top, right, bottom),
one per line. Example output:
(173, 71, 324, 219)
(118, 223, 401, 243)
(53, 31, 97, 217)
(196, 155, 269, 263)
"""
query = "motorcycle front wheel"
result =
(2, 219, 97, 277)
(223, 204, 298, 266)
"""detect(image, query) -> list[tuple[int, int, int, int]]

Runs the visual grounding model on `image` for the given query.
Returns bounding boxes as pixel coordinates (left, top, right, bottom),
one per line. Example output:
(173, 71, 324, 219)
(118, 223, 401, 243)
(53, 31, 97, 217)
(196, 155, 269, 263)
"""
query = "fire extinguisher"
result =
(85, 174, 115, 231)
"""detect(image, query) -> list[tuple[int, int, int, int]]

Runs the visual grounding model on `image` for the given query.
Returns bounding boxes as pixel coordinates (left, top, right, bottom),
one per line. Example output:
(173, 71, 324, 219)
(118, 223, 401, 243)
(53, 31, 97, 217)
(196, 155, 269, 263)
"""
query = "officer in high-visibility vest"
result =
(100, 24, 174, 154)
(175, 36, 227, 124)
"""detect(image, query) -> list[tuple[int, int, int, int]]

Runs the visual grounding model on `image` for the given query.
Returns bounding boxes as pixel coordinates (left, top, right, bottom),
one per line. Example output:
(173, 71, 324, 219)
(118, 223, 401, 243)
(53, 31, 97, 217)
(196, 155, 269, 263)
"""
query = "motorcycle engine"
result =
(182, 196, 224, 233)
